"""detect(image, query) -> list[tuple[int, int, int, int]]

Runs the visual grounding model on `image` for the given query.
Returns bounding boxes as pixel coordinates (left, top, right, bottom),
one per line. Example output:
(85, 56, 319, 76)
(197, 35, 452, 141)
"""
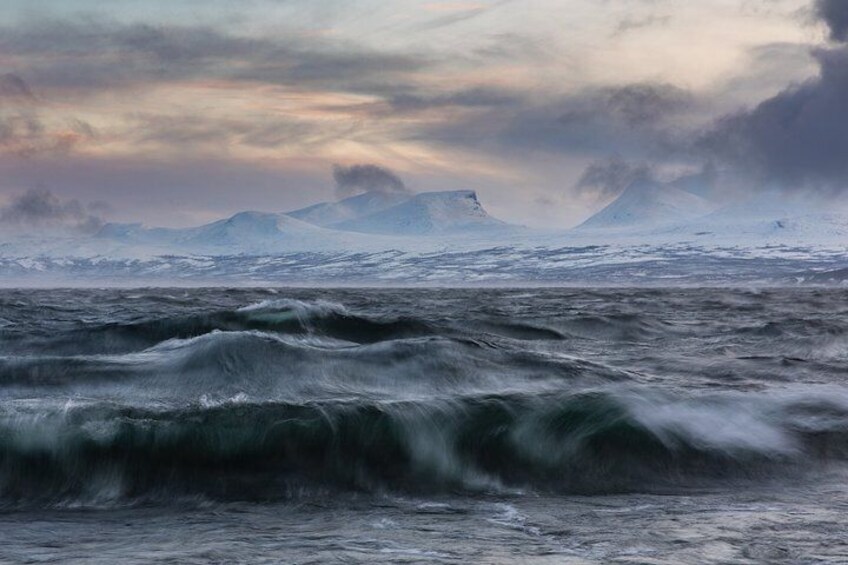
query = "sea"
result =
(1, 287, 847, 564)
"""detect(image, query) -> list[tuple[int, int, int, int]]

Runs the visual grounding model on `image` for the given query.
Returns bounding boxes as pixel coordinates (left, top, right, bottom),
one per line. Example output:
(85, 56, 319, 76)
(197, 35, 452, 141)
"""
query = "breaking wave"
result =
(3, 290, 848, 508)
(1, 389, 848, 507)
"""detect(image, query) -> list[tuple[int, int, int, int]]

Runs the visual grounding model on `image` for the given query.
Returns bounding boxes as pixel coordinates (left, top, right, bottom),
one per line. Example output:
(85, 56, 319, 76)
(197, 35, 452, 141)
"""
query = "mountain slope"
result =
(96, 211, 349, 253)
(332, 190, 510, 235)
(578, 178, 714, 230)
(663, 192, 848, 242)
(181, 212, 329, 249)
(286, 191, 409, 227)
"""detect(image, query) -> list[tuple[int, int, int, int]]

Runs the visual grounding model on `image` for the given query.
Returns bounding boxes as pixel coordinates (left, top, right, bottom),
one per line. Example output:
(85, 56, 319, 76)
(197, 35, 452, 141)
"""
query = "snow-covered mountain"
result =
(95, 211, 372, 254)
(288, 190, 513, 235)
(332, 190, 511, 235)
(175, 212, 333, 251)
(572, 181, 848, 249)
(286, 191, 409, 228)
(659, 191, 848, 243)
(91, 189, 514, 256)
(4, 184, 848, 286)
(578, 178, 715, 230)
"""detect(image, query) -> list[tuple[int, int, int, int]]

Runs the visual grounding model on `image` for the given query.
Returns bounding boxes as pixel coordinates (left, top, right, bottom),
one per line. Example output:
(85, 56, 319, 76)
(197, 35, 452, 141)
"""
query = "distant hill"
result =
(96, 211, 353, 253)
(578, 178, 715, 230)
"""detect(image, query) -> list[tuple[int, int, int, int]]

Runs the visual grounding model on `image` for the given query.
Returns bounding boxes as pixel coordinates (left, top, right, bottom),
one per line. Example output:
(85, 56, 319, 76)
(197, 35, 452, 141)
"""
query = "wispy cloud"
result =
(413, 0, 513, 31)
(0, 74, 96, 158)
(612, 13, 671, 37)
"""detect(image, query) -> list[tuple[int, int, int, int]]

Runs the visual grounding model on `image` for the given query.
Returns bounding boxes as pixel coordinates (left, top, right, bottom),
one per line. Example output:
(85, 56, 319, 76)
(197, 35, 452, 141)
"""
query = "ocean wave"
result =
(555, 313, 676, 342)
(2, 298, 596, 359)
(0, 329, 621, 403)
(5, 289, 848, 511)
(14, 299, 440, 356)
(1, 388, 847, 507)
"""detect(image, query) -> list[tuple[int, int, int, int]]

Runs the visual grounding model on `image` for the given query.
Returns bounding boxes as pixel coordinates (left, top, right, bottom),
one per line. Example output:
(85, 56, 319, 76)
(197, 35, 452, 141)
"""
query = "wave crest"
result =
(1, 389, 847, 507)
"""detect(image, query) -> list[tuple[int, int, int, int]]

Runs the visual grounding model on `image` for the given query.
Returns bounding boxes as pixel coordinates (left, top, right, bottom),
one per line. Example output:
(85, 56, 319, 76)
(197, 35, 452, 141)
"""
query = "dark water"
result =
(2, 288, 848, 563)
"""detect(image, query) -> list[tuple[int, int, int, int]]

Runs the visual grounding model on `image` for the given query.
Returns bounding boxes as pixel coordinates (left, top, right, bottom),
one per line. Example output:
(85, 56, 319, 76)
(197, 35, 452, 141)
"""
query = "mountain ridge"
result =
(330, 190, 511, 235)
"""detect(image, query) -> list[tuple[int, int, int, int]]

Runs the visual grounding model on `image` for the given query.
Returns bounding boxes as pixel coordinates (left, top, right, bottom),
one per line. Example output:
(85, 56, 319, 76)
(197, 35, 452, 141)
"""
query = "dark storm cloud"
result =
(488, 83, 694, 157)
(575, 157, 654, 199)
(648, 1, 848, 194)
(717, 42, 818, 104)
(0, 188, 105, 233)
(815, 0, 848, 42)
(700, 46, 848, 191)
(332, 164, 409, 198)
(599, 83, 692, 126)
(0, 18, 431, 94)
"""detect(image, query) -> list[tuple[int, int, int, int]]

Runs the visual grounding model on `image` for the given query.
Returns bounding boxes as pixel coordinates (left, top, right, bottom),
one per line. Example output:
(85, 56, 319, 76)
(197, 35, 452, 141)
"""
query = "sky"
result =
(0, 0, 844, 229)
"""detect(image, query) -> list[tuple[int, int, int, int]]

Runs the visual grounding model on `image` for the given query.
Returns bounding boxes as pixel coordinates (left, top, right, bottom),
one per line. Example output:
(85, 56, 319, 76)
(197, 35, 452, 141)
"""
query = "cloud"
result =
(575, 157, 654, 199)
(126, 113, 323, 150)
(662, 1, 848, 195)
(0, 1, 828, 227)
(386, 86, 521, 113)
(0, 74, 34, 100)
(815, 0, 848, 42)
(485, 82, 694, 157)
(716, 42, 819, 107)
(0, 188, 106, 234)
(0, 15, 701, 184)
(332, 164, 409, 197)
(0, 19, 430, 95)
(0, 117, 93, 158)
(699, 45, 848, 192)
(0, 153, 331, 227)
(0, 74, 95, 158)
(613, 14, 671, 37)
(412, 0, 513, 32)
(601, 83, 693, 126)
